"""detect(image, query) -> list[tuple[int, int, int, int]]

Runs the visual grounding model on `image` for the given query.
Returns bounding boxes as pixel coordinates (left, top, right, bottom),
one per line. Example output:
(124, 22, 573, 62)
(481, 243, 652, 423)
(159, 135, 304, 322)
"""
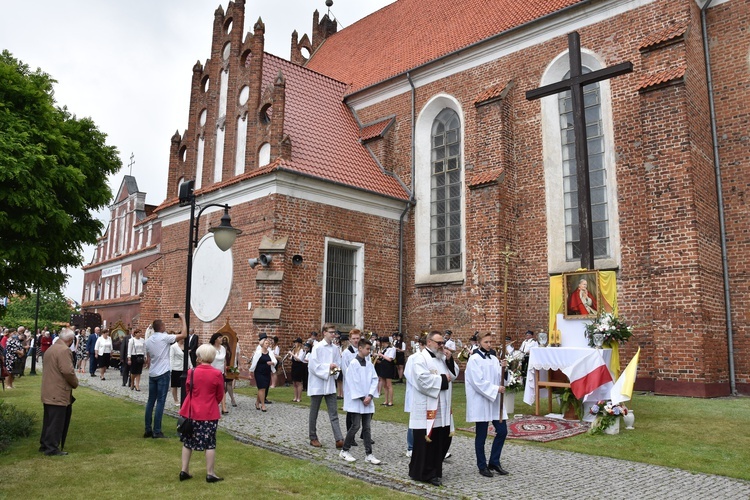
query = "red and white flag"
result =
(562, 350, 613, 400)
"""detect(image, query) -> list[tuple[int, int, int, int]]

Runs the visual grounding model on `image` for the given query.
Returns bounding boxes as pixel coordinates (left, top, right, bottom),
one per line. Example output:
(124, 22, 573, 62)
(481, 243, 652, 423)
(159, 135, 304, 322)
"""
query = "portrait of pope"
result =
(564, 271, 599, 318)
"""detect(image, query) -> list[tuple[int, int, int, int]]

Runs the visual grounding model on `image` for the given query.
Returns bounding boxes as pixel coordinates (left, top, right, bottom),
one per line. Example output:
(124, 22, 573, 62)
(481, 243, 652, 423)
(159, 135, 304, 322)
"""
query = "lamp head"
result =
(209, 207, 242, 251)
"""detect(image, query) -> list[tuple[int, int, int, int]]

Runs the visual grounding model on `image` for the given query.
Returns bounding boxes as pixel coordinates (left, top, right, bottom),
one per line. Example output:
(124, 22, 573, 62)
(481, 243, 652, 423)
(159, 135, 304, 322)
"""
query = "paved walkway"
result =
(75, 368, 750, 500)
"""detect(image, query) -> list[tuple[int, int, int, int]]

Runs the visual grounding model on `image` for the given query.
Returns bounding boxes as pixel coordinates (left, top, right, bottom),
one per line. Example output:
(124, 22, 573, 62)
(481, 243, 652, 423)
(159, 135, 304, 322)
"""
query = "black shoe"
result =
(179, 471, 193, 481)
(264, 400, 272, 404)
(429, 477, 441, 487)
(90, 374, 96, 377)
(206, 475, 224, 483)
(479, 468, 494, 478)
(488, 464, 509, 475)
(143, 431, 153, 438)
(152, 432, 167, 439)
(45, 450, 68, 456)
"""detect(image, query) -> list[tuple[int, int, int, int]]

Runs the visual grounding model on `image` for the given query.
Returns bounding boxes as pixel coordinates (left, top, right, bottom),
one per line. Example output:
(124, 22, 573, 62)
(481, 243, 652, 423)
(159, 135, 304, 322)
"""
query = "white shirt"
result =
(128, 337, 146, 357)
(307, 339, 340, 396)
(170, 342, 191, 371)
(211, 345, 226, 374)
(465, 349, 507, 423)
(145, 331, 176, 377)
(94, 336, 112, 356)
(343, 356, 379, 414)
(520, 338, 538, 354)
(403, 345, 422, 413)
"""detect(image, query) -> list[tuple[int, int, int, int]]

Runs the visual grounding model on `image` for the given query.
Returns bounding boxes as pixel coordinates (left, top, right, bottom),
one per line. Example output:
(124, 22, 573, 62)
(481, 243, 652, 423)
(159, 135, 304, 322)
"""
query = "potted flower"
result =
(584, 312, 633, 348)
(558, 387, 583, 420)
(588, 400, 629, 434)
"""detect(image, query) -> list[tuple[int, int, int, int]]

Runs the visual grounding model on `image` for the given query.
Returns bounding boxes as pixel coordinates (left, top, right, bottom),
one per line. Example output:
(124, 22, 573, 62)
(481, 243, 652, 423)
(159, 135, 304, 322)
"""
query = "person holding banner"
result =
(407, 331, 459, 487)
(465, 332, 509, 477)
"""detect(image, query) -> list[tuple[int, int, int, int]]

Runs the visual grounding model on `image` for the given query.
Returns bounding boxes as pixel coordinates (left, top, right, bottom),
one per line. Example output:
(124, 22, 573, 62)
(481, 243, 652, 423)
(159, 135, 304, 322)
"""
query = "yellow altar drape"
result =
(548, 271, 620, 378)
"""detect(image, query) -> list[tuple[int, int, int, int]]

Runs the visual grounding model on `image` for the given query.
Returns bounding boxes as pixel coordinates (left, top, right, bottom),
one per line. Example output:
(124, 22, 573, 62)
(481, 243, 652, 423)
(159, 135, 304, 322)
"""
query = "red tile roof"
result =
(306, 0, 584, 93)
(475, 81, 512, 106)
(261, 54, 409, 200)
(637, 66, 686, 91)
(359, 117, 395, 142)
(468, 169, 504, 188)
(638, 21, 688, 51)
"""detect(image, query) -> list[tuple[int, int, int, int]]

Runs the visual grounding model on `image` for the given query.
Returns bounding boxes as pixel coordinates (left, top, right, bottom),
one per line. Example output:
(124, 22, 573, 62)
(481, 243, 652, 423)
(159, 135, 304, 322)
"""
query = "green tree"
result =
(2, 290, 74, 330)
(0, 50, 121, 305)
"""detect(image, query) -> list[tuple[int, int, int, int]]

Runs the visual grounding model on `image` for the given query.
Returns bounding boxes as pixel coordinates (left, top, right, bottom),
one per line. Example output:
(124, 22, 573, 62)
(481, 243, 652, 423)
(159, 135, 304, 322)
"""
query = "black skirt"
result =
(97, 353, 111, 369)
(291, 359, 306, 382)
(130, 355, 145, 375)
(375, 360, 395, 379)
(171, 370, 183, 388)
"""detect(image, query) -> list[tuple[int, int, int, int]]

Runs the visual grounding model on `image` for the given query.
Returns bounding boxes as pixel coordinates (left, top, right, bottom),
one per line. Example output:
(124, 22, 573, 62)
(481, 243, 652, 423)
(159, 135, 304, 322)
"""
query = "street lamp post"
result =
(179, 180, 241, 402)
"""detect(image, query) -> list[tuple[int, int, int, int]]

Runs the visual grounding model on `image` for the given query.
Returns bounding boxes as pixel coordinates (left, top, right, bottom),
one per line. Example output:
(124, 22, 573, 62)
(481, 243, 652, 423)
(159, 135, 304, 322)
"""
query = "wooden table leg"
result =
(547, 370, 553, 414)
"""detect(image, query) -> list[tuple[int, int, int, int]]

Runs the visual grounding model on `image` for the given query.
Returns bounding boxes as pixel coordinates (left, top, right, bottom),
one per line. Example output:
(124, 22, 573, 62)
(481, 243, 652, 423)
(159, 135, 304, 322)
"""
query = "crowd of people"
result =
(3, 315, 544, 488)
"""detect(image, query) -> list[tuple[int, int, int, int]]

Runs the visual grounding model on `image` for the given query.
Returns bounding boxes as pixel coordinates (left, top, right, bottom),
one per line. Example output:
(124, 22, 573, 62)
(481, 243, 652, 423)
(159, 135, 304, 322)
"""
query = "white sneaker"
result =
(365, 454, 381, 465)
(406, 450, 412, 457)
(339, 450, 356, 462)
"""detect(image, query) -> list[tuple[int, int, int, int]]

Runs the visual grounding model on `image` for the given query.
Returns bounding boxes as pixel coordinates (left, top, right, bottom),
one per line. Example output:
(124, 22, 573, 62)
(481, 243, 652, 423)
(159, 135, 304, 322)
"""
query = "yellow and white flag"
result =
(610, 347, 640, 405)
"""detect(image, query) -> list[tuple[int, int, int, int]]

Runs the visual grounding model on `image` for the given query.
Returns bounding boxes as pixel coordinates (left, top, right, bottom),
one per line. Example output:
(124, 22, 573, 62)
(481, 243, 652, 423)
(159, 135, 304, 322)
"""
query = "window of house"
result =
(558, 69, 609, 261)
(430, 108, 462, 274)
(540, 50, 620, 272)
(323, 239, 364, 331)
(414, 94, 465, 285)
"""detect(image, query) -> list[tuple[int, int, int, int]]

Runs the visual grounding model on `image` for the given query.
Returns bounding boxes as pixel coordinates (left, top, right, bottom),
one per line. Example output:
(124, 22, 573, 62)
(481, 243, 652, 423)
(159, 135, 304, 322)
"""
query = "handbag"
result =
(177, 369, 194, 436)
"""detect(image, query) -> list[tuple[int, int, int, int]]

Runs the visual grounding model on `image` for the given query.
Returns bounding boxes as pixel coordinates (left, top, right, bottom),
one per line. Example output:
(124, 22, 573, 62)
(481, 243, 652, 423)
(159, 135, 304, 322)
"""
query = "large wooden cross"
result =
(526, 32, 632, 270)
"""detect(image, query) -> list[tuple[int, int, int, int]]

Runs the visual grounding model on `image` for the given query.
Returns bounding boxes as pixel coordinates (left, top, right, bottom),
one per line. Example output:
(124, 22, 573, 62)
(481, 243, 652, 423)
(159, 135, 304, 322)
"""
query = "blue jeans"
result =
(144, 372, 170, 434)
(474, 420, 507, 470)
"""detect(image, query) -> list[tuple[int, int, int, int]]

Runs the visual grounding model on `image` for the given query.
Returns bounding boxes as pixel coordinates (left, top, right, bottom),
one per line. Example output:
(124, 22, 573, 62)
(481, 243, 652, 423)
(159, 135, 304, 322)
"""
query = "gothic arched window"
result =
(430, 108, 462, 273)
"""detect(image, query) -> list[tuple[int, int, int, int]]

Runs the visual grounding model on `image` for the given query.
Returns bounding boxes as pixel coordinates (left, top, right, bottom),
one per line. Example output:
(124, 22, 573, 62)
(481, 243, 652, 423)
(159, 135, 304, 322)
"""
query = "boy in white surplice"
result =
(465, 332, 509, 477)
(339, 338, 381, 464)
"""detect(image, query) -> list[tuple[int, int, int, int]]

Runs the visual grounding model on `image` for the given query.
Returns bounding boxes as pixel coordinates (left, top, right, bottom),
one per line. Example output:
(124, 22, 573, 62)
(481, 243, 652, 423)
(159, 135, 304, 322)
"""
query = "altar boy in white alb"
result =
(465, 332, 509, 477)
(408, 331, 460, 487)
(307, 323, 344, 448)
(339, 338, 381, 464)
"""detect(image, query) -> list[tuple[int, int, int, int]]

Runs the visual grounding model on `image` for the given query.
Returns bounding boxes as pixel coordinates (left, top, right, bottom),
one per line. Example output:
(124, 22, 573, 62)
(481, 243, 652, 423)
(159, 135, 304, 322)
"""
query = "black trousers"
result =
(121, 360, 131, 386)
(39, 404, 71, 454)
(409, 426, 452, 482)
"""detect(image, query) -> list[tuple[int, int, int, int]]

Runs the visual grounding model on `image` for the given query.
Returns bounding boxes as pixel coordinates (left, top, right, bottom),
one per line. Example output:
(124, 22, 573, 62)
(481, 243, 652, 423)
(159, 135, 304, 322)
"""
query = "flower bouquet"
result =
(226, 366, 239, 375)
(588, 400, 629, 434)
(504, 350, 525, 392)
(584, 312, 633, 348)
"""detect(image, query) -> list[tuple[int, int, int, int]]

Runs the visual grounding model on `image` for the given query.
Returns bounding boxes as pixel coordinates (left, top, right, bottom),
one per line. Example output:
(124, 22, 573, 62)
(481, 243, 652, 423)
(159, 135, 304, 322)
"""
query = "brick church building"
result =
(135, 0, 748, 397)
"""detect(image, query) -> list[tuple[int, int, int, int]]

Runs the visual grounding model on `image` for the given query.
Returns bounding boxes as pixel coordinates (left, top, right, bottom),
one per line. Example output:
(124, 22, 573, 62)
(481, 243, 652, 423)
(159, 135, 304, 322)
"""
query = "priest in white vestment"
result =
(407, 331, 459, 486)
(465, 332, 509, 477)
(307, 324, 344, 448)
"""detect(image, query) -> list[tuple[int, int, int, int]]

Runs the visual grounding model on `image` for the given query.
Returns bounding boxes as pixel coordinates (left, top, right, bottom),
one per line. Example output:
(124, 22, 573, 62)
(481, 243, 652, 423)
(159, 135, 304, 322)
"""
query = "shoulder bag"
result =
(177, 369, 194, 436)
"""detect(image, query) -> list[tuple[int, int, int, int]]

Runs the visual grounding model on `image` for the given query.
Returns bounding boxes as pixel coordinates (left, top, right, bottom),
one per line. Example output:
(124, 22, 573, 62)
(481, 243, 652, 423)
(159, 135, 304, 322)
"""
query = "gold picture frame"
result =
(563, 270, 600, 319)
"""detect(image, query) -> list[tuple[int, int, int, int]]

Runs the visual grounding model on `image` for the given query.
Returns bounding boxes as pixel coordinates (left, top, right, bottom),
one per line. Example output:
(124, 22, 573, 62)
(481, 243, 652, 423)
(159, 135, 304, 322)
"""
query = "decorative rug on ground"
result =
(459, 415, 589, 443)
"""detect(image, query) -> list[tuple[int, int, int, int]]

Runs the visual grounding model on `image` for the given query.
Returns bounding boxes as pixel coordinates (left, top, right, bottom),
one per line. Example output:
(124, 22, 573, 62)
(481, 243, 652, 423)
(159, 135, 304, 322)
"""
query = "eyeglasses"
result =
(434, 341, 444, 346)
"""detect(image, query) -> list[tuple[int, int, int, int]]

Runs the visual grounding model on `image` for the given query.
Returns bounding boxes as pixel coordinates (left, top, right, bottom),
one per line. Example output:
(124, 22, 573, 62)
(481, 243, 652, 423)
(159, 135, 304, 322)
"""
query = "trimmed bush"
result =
(0, 400, 37, 452)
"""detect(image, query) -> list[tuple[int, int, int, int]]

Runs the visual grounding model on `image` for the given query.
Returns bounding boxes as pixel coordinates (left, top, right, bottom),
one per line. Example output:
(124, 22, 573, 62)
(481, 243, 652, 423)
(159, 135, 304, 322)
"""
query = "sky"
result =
(0, 0, 395, 303)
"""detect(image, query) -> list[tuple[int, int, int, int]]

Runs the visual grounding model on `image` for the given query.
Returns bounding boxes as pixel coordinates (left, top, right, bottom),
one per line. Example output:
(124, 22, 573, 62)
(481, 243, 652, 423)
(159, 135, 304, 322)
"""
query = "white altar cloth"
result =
(523, 347, 613, 406)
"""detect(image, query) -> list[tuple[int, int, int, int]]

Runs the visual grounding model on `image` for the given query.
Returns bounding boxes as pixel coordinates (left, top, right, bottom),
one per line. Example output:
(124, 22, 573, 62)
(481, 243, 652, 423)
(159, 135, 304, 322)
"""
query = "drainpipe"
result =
(398, 73, 417, 334)
(701, 0, 736, 395)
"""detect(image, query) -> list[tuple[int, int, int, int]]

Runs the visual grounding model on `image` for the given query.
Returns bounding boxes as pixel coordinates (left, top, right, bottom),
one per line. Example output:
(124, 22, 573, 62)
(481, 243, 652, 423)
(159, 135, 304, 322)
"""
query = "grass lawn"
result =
(239, 380, 750, 481)
(0, 375, 416, 499)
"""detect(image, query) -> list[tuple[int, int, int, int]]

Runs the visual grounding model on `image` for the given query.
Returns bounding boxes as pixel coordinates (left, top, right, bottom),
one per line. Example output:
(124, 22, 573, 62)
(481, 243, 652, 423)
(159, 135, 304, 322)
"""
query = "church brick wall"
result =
(704, 0, 750, 393)
(351, 0, 739, 395)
